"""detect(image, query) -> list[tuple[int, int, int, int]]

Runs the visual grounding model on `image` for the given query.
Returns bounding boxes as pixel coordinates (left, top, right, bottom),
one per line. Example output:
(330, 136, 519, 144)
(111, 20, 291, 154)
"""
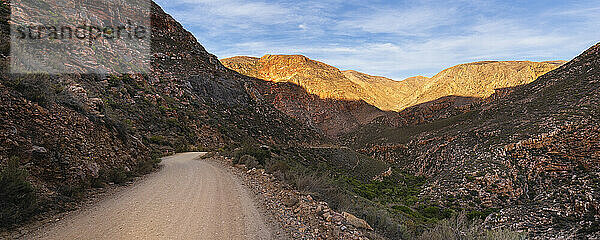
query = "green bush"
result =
(419, 206, 453, 220)
(58, 184, 86, 201)
(107, 167, 130, 185)
(467, 208, 498, 220)
(237, 144, 270, 165)
(265, 157, 290, 174)
(0, 157, 37, 227)
(148, 135, 167, 145)
(240, 155, 260, 169)
(135, 157, 162, 175)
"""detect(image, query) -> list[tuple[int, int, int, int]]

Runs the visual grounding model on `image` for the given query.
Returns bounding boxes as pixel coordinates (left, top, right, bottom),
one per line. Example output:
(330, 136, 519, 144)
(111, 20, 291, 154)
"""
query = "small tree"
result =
(0, 157, 37, 227)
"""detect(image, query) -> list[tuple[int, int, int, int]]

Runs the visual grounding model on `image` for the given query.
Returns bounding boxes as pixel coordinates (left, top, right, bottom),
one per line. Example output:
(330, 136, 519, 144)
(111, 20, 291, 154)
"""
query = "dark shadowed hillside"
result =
(0, 0, 322, 227)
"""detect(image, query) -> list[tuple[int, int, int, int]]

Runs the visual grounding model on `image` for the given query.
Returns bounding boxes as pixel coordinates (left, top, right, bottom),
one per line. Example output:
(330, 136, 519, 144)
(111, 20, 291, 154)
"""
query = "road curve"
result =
(28, 152, 274, 240)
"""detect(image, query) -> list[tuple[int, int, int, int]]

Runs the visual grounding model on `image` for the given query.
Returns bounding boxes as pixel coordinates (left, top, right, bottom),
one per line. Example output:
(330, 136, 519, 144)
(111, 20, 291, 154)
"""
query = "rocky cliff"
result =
(222, 55, 394, 137)
(222, 55, 430, 112)
(222, 55, 563, 112)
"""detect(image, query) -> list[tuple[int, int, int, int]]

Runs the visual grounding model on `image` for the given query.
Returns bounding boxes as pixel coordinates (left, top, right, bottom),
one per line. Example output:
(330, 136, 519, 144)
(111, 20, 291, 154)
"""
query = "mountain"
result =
(221, 55, 369, 101)
(250, 80, 389, 137)
(342, 70, 430, 111)
(222, 55, 430, 112)
(222, 55, 396, 137)
(352, 43, 600, 239)
(222, 56, 564, 112)
(0, 0, 323, 225)
(222, 55, 564, 139)
(408, 60, 566, 107)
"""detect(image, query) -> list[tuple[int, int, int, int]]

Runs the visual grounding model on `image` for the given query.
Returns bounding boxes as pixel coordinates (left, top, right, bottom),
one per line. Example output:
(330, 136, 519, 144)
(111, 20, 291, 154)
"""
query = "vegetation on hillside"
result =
(0, 157, 37, 227)
(223, 143, 524, 239)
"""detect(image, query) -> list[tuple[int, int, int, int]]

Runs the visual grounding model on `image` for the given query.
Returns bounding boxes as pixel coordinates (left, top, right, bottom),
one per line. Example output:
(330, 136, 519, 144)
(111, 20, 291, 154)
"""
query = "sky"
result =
(154, 0, 600, 80)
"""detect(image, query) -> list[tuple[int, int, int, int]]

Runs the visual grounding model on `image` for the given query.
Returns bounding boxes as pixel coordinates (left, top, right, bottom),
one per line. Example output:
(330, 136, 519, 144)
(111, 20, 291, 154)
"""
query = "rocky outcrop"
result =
(342, 212, 374, 231)
(342, 70, 430, 111)
(250, 80, 390, 137)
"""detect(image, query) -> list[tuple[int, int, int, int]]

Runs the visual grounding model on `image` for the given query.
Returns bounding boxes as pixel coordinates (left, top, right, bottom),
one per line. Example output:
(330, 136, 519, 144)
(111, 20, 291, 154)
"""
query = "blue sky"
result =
(155, 0, 600, 80)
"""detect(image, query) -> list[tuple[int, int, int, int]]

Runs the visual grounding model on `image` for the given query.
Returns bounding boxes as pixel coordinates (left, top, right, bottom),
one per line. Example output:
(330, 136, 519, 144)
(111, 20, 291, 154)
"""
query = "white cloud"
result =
(156, 0, 600, 80)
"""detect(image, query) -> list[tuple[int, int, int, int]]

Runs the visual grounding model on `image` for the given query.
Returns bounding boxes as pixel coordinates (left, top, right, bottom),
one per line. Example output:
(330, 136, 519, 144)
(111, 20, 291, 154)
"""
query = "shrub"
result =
(58, 184, 86, 201)
(148, 135, 167, 145)
(240, 155, 260, 169)
(419, 206, 453, 220)
(237, 144, 270, 165)
(107, 167, 130, 185)
(199, 152, 217, 159)
(135, 157, 162, 175)
(174, 139, 191, 153)
(265, 157, 290, 174)
(467, 208, 498, 220)
(418, 212, 526, 240)
(0, 157, 37, 227)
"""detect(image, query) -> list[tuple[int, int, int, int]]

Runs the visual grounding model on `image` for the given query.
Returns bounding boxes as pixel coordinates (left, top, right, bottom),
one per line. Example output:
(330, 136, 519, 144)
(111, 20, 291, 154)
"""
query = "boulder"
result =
(342, 212, 373, 231)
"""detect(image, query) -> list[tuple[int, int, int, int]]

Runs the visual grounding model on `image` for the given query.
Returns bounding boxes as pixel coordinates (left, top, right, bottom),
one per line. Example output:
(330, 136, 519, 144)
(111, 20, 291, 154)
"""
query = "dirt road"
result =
(28, 152, 276, 240)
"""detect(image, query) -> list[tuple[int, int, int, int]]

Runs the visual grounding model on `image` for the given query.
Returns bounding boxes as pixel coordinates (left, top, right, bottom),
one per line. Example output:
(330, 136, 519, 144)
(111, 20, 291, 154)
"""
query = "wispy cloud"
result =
(337, 7, 458, 36)
(155, 0, 600, 80)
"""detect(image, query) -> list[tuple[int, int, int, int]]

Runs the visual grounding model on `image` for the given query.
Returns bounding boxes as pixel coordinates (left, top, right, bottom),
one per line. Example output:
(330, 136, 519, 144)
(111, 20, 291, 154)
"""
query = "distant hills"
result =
(222, 55, 564, 136)
(410, 60, 565, 107)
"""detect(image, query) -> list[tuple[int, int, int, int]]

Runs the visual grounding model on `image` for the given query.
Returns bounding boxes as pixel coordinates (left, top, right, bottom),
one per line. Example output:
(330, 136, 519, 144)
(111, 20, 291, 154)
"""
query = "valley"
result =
(1, 0, 599, 239)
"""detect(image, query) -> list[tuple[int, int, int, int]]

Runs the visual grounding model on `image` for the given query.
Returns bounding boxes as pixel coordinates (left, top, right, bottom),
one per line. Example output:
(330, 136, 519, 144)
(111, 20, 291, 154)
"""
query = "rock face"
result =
(342, 70, 430, 111)
(222, 55, 367, 102)
(222, 56, 394, 137)
(250, 79, 390, 137)
(354, 43, 600, 239)
(342, 212, 373, 231)
(222, 55, 429, 112)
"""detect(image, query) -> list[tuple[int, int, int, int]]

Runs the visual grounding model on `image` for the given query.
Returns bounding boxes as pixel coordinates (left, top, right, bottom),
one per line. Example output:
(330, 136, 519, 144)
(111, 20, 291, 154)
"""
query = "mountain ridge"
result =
(222, 55, 565, 112)
(222, 54, 565, 138)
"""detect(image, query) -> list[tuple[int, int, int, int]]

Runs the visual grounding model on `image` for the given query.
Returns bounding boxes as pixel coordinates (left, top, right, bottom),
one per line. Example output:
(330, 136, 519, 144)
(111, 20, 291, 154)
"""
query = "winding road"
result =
(28, 152, 275, 240)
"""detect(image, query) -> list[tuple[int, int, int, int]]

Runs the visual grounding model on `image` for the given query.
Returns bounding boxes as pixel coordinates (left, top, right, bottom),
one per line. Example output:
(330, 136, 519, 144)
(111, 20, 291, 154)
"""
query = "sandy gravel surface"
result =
(26, 152, 275, 240)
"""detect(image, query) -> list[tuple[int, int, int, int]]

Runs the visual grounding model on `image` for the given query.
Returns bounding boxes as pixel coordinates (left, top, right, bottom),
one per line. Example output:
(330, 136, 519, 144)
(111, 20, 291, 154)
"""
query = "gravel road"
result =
(27, 152, 275, 240)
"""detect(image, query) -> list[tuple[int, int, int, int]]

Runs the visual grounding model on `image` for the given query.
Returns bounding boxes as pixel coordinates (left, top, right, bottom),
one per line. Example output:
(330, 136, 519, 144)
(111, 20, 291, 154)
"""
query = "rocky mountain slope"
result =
(222, 55, 429, 112)
(0, 0, 322, 227)
(342, 70, 431, 111)
(250, 80, 389, 137)
(222, 56, 400, 137)
(352, 43, 600, 239)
